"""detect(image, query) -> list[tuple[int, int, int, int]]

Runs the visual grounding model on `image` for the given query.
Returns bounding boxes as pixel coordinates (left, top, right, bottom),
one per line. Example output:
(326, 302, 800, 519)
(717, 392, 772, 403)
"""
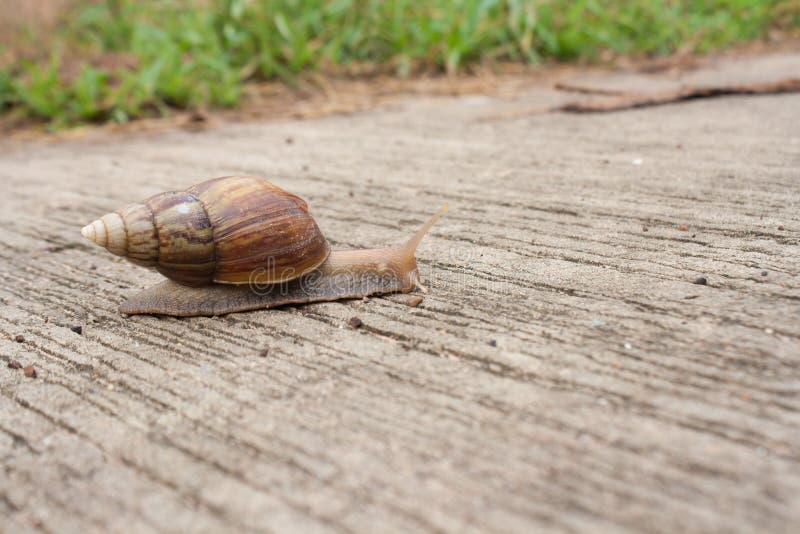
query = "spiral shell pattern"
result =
(81, 176, 330, 286)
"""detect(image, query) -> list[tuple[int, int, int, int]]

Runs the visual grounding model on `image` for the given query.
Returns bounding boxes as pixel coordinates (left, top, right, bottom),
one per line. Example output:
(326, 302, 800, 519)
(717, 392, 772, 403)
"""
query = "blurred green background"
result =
(1, 0, 798, 128)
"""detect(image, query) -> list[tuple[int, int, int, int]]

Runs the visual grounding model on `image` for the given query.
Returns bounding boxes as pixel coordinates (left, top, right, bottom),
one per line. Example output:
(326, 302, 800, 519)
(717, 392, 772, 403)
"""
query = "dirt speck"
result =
(777, 225, 785, 231)
(285, 137, 294, 145)
(7, 360, 22, 370)
(14, 334, 25, 343)
(678, 224, 688, 232)
(488, 339, 497, 347)
(761, 270, 768, 276)
(23, 365, 37, 379)
(70, 325, 83, 335)
(406, 296, 424, 307)
(347, 317, 363, 329)
(188, 108, 209, 123)
(259, 347, 270, 358)
(693, 277, 708, 285)
(642, 226, 649, 232)
(183, 108, 211, 130)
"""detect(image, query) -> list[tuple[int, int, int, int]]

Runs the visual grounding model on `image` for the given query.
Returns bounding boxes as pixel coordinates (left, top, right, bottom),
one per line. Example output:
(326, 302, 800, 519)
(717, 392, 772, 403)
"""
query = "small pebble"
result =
(693, 277, 707, 285)
(624, 343, 632, 350)
(765, 328, 774, 335)
(285, 137, 294, 144)
(406, 296, 424, 307)
(14, 334, 24, 343)
(347, 317, 363, 329)
(70, 325, 83, 335)
(487, 339, 497, 347)
(632, 158, 643, 165)
(23, 365, 37, 379)
(259, 347, 270, 358)
(642, 226, 649, 232)
(7, 360, 22, 370)
(777, 225, 785, 231)
(678, 224, 688, 232)
(761, 270, 768, 277)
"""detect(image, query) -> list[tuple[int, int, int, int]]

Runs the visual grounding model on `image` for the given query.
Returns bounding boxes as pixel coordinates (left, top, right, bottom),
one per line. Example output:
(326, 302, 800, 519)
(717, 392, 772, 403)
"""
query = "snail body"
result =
(81, 176, 446, 316)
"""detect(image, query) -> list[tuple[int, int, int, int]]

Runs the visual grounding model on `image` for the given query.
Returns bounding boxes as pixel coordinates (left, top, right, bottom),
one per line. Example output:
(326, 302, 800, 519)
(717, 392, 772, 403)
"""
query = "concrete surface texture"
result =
(1, 50, 799, 533)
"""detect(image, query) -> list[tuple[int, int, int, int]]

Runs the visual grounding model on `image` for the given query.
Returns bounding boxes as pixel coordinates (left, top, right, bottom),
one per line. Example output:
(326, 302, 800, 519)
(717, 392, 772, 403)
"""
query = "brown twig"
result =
(559, 78, 800, 113)
(477, 78, 800, 122)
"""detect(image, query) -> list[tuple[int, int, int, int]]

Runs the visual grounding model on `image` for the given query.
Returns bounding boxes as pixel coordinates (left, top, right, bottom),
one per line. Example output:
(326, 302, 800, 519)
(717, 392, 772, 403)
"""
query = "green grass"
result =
(1, 0, 798, 128)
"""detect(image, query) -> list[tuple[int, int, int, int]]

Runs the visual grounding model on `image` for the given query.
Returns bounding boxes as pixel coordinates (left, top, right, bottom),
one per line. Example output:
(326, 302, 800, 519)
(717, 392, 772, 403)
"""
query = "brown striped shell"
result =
(81, 176, 330, 286)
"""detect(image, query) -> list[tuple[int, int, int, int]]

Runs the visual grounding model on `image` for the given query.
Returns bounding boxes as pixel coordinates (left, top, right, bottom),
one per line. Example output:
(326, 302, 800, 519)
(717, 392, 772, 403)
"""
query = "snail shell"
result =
(81, 176, 330, 286)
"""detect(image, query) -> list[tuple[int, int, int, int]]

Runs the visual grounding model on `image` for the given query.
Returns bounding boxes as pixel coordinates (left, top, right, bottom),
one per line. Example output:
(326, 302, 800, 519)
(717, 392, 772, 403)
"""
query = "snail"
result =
(81, 175, 446, 316)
